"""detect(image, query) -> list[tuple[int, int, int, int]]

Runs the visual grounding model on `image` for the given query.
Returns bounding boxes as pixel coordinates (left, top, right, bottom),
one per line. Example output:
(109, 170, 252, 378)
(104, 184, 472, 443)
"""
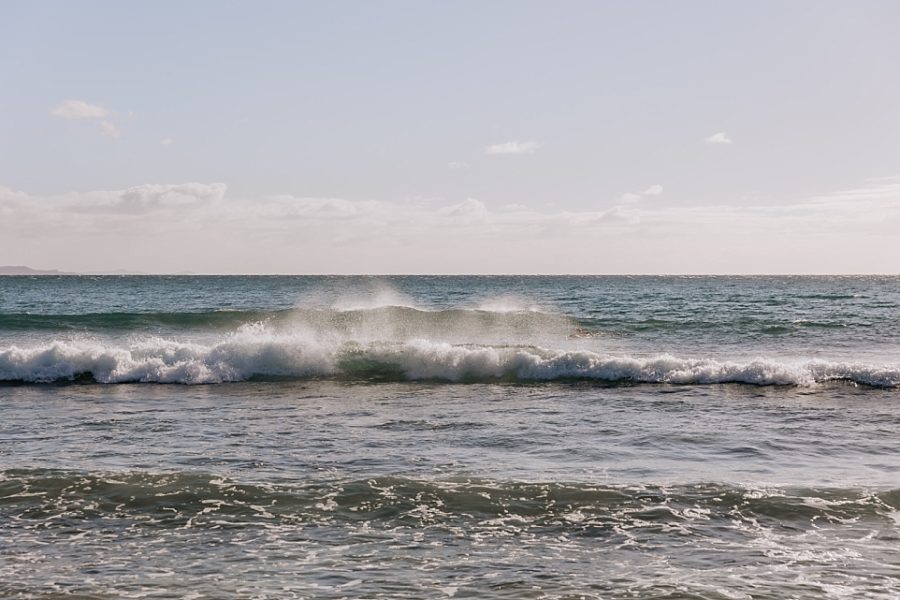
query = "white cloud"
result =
(99, 121, 120, 138)
(704, 132, 733, 145)
(160, 138, 174, 146)
(484, 140, 540, 155)
(438, 197, 489, 219)
(620, 184, 664, 203)
(51, 100, 108, 120)
(51, 99, 121, 139)
(447, 161, 469, 170)
(262, 195, 378, 220)
(66, 183, 227, 214)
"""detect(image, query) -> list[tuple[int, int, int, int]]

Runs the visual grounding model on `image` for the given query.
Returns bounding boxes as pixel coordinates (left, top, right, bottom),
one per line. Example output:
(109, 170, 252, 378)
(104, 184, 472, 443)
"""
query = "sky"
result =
(1, 0, 899, 274)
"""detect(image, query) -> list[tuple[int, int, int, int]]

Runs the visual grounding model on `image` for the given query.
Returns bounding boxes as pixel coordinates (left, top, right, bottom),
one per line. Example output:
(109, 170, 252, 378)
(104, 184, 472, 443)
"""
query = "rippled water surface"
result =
(1, 276, 899, 598)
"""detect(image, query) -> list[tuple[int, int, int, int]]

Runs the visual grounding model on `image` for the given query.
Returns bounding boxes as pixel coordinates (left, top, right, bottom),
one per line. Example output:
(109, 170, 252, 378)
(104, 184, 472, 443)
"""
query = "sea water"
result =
(1, 276, 899, 598)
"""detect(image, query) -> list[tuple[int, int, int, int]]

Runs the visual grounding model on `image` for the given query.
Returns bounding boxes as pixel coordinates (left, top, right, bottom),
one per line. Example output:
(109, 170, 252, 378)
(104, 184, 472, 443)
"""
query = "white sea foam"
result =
(1, 333, 898, 386)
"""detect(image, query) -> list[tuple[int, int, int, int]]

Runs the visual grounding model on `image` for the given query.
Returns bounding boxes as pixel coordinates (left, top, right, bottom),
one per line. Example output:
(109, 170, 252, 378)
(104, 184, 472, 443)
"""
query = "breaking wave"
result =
(0, 305, 574, 338)
(1, 335, 899, 386)
(2, 303, 898, 386)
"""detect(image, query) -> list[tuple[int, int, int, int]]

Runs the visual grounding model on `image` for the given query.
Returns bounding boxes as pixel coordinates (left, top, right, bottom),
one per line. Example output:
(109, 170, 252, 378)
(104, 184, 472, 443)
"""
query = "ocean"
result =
(1, 275, 899, 599)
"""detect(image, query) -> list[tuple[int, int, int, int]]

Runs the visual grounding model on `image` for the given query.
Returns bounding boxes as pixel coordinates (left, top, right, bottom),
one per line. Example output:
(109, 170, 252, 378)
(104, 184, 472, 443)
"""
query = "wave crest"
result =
(0, 305, 575, 339)
(2, 335, 899, 386)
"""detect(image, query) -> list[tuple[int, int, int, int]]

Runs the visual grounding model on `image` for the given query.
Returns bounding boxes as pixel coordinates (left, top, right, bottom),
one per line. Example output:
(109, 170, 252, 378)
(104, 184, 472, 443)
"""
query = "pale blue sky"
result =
(2, 1, 900, 273)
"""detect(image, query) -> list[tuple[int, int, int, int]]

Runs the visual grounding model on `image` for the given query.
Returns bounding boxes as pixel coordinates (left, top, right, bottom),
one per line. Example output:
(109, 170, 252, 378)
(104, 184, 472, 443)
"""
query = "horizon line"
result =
(4, 271, 900, 277)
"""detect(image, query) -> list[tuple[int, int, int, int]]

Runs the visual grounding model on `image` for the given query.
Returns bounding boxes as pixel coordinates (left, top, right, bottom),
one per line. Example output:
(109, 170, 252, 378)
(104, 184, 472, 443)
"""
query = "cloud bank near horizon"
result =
(2, 177, 899, 274)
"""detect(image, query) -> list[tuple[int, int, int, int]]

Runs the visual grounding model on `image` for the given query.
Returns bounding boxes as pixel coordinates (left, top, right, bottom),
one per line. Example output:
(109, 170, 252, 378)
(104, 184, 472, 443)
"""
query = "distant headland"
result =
(0, 266, 149, 276)
(0, 265, 70, 275)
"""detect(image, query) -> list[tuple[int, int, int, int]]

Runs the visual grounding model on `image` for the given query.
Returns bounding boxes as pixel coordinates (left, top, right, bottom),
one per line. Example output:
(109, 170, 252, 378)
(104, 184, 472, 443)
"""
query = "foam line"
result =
(2, 336, 898, 386)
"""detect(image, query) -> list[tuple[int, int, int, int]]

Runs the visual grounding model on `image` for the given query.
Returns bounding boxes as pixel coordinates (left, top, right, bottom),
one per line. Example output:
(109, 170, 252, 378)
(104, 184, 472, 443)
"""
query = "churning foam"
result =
(2, 333, 899, 385)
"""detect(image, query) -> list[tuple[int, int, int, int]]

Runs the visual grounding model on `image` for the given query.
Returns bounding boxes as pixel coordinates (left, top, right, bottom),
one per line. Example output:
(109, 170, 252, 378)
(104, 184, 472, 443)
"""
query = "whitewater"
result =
(3, 323, 900, 386)
(2, 275, 900, 599)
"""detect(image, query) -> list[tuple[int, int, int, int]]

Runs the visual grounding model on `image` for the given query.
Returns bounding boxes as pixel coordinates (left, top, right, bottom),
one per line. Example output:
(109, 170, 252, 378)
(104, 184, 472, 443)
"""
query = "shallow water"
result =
(1, 276, 899, 598)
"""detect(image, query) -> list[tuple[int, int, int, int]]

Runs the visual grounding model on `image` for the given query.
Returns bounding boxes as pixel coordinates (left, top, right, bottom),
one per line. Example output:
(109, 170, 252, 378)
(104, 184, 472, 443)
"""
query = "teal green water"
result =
(1, 276, 900, 598)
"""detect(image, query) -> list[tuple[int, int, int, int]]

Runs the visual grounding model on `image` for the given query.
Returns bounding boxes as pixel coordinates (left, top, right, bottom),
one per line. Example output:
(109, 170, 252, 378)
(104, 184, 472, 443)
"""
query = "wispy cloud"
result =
(50, 99, 108, 120)
(261, 195, 379, 220)
(484, 140, 540, 155)
(704, 132, 733, 145)
(61, 183, 228, 215)
(620, 184, 664, 203)
(438, 197, 489, 220)
(51, 99, 122, 139)
(99, 121, 120, 138)
(160, 138, 174, 146)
